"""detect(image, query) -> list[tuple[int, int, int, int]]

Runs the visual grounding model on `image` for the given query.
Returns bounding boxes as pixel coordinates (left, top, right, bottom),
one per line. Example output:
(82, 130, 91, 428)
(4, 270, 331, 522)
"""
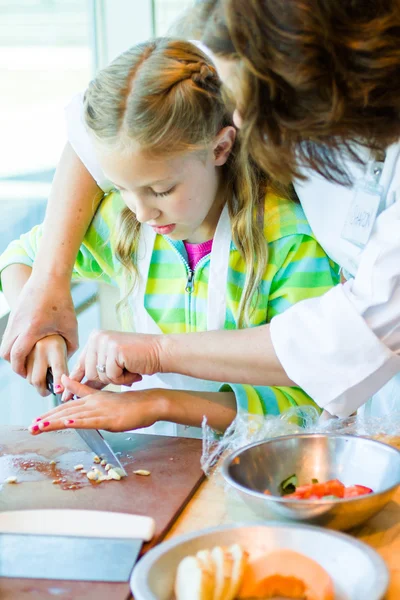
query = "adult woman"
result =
(2, 0, 400, 418)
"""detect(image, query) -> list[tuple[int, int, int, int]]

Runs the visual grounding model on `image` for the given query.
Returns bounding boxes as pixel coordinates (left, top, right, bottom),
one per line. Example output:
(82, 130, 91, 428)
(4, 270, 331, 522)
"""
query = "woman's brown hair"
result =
(191, 0, 400, 184)
(84, 38, 268, 327)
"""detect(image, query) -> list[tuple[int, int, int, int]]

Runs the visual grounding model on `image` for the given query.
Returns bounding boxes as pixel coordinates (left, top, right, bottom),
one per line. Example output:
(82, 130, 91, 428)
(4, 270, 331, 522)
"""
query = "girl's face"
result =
(95, 128, 235, 243)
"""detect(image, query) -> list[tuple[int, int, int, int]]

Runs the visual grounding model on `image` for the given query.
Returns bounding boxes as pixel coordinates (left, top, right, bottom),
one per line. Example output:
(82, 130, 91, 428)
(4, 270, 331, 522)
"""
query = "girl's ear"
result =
(213, 126, 236, 166)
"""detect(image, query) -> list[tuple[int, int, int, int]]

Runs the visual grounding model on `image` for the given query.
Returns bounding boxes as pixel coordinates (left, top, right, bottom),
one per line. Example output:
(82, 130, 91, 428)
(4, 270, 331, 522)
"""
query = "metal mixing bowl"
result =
(222, 434, 400, 530)
(130, 522, 389, 600)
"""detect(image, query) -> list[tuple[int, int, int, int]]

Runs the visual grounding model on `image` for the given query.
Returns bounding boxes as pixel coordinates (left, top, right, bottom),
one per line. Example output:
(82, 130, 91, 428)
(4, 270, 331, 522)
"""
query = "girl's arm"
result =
(0, 143, 103, 379)
(0, 192, 121, 393)
(29, 377, 238, 434)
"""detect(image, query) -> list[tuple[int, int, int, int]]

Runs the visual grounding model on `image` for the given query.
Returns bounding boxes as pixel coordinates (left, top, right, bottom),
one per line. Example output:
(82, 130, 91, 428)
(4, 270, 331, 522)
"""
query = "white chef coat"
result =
(65, 93, 400, 418)
(271, 143, 400, 417)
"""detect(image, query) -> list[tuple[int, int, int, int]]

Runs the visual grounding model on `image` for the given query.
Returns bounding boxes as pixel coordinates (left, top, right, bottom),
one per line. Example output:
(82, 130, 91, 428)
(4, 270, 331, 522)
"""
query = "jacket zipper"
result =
(166, 240, 211, 331)
(185, 269, 194, 293)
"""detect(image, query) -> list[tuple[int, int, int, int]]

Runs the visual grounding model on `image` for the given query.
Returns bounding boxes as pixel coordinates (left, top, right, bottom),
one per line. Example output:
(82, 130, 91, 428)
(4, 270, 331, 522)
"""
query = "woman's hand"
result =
(63, 330, 164, 400)
(26, 334, 68, 396)
(1, 275, 78, 377)
(29, 376, 167, 433)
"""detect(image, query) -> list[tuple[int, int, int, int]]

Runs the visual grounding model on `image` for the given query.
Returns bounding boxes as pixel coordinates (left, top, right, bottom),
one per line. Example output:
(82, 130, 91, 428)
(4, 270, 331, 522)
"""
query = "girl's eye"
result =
(153, 186, 175, 198)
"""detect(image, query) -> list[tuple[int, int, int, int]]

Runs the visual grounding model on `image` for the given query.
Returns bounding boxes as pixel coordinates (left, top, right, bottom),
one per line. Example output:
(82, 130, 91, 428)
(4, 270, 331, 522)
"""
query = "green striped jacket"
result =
(0, 191, 339, 416)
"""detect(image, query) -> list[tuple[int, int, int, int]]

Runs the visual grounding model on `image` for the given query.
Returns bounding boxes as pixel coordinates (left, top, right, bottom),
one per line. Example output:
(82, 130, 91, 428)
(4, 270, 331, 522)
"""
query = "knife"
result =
(46, 369, 127, 476)
(0, 509, 154, 582)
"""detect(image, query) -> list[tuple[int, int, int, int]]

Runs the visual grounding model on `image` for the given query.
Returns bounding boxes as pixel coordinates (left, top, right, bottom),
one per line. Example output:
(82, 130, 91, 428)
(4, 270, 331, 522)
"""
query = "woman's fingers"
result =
(117, 372, 143, 386)
(84, 379, 107, 391)
(68, 350, 86, 382)
(93, 334, 112, 385)
(8, 333, 30, 377)
(105, 350, 124, 382)
(82, 331, 102, 382)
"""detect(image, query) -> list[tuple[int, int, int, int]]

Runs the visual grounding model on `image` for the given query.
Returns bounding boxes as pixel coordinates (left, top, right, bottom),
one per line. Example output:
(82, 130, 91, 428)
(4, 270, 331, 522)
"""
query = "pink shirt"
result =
(184, 239, 213, 271)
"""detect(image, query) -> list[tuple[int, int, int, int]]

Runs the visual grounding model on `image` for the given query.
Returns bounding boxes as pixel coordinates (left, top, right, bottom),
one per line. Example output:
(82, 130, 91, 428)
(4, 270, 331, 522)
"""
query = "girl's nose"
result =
(134, 200, 160, 224)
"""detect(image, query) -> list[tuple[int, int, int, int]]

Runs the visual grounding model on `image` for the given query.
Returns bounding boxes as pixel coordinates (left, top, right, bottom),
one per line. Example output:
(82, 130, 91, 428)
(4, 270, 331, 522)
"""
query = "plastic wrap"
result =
(200, 409, 400, 476)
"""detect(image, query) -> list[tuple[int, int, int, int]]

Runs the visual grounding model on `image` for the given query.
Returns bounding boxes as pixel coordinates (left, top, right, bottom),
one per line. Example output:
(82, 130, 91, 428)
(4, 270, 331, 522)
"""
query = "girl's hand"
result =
(29, 375, 166, 433)
(63, 330, 163, 400)
(26, 334, 68, 396)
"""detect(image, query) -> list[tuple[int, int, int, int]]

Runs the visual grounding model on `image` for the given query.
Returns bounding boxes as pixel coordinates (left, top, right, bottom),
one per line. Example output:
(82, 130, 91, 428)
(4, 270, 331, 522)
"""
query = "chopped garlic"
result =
(49, 460, 57, 466)
(80, 470, 87, 474)
(108, 468, 121, 481)
(74, 464, 84, 471)
(113, 467, 126, 477)
(105, 463, 113, 471)
(87, 470, 99, 481)
(52, 479, 61, 484)
(5, 476, 17, 484)
(133, 469, 151, 476)
(93, 455, 101, 464)
(100, 459, 107, 466)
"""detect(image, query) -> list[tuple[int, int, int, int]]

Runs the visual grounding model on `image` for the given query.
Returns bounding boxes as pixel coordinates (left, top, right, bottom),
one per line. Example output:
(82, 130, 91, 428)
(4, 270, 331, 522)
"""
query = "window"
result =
(0, 0, 96, 424)
(153, 0, 194, 36)
(0, 0, 195, 425)
(0, 0, 92, 251)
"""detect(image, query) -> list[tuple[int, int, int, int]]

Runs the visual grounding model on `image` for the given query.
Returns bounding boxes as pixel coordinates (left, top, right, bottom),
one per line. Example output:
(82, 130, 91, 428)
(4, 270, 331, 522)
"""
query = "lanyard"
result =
(341, 151, 386, 249)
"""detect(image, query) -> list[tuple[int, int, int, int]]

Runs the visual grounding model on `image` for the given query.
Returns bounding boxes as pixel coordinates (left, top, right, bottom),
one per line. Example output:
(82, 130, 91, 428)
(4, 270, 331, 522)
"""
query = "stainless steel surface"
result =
(0, 533, 141, 582)
(130, 522, 389, 600)
(222, 434, 400, 531)
(46, 368, 127, 476)
(75, 428, 127, 475)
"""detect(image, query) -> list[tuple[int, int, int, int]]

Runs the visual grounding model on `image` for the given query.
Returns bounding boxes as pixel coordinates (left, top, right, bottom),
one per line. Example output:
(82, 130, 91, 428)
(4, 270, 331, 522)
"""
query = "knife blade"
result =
(0, 509, 154, 582)
(46, 369, 127, 476)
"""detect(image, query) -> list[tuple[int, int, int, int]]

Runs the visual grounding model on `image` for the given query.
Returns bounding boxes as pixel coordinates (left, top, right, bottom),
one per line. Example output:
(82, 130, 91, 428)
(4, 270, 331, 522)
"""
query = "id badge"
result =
(341, 181, 382, 248)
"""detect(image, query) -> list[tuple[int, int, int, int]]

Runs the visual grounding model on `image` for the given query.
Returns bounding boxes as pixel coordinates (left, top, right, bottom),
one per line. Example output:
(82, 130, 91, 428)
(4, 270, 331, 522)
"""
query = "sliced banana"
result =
(175, 555, 214, 600)
(225, 544, 248, 600)
(210, 546, 234, 600)
(197, 549, 216, 592)
(175, 544, 248, 600)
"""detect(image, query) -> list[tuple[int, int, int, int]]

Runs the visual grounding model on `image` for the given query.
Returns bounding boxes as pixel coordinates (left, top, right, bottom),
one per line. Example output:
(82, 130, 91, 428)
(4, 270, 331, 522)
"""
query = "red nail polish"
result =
(54, 385, 63, 392)
(66, 419, 74, 424)
(35, 417, 42, 422)
(31, 425, 39, 432)
(42, 421, 50, 427)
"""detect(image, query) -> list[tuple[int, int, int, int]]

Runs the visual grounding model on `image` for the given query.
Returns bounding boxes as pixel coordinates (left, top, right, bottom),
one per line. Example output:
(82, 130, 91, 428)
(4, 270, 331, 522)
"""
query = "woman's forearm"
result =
(1, 265, 32, 309)
(32, 142, 103, 281)
(162, 389, 237, 432)
(160, 326, 293, 387)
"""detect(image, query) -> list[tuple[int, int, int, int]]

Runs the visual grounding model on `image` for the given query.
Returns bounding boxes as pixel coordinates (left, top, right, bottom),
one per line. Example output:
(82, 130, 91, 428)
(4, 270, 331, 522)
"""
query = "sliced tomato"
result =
(343, 485, 373, 498)
(285, 479, 345, 500)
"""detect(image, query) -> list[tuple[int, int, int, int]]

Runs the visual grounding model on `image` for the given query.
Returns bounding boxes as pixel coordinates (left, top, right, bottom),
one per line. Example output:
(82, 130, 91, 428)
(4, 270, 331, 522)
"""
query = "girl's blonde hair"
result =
(84, 38, 267, 327)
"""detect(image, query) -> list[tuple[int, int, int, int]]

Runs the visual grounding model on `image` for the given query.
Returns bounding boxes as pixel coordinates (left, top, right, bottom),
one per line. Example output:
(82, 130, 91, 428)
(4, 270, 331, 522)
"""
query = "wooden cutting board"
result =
(0, 426, 205, 599)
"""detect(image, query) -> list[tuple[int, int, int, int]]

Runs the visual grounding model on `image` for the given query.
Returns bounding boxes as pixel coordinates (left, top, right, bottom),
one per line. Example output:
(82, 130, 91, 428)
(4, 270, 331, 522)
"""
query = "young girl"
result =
(0, 38, 338, 436)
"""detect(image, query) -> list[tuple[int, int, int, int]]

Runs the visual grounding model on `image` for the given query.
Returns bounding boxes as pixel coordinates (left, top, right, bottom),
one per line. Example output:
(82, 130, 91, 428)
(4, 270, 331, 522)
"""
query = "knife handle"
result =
(0, 510, 155, 541)
(46, 368, 55, 395)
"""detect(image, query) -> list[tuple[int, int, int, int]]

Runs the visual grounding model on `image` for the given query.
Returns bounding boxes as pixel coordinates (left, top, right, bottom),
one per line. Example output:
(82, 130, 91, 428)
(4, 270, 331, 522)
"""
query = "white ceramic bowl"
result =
(131, 522, 389, 600)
